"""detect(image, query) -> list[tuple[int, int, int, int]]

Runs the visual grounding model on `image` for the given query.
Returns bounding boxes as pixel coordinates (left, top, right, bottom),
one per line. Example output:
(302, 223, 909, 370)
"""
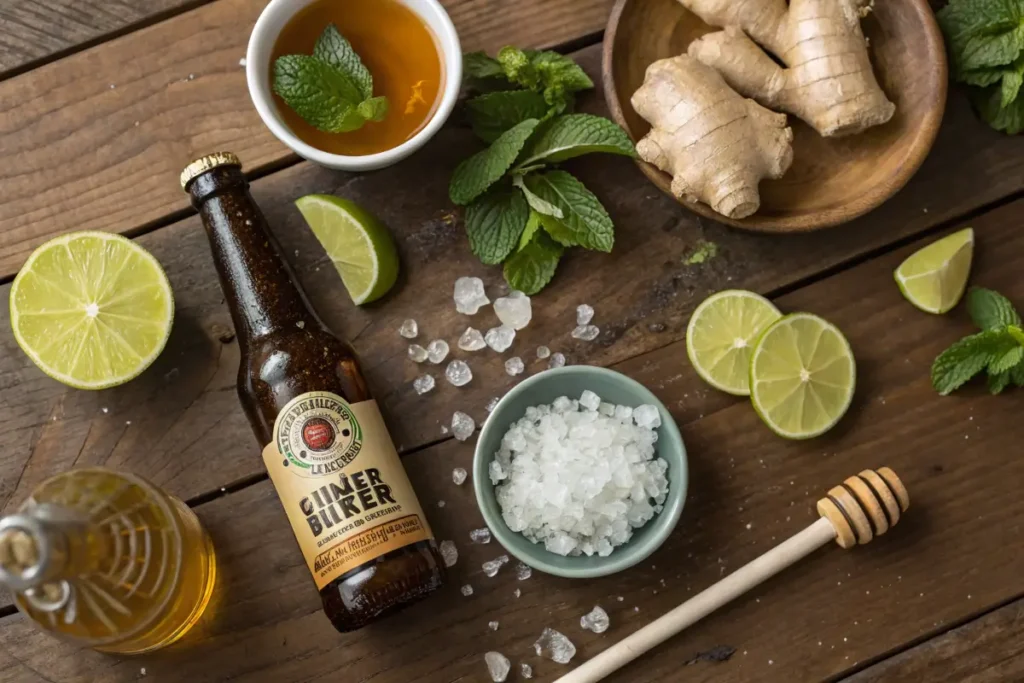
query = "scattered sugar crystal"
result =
(494, 291, 532, 330)
(514, 588, 521, 598)
(437, 500, 446, 508)
(537, 346, 551, 359)
(427, 340, 450, 364)
(408, 344, 428, 363)
(441, 425, 449, 435)
(534, 628, 576, 664)
(470, 527, 492, 544)
(505, 357, 525, 376)
(454, 277, 490, 314)
(515, 562, 532, 581)
(579, 390, 601, 411)
(572, 325, 600, 341)
(520, 663, 533, 679)
(488, 620, 499, 631)
(452, 467, 468, 485)
(485, 326, 516, 352)
(238, 57, 247, 67)
(549, 353, 566, 369)
(580, 606, 610, 633)
(491, 394, 669, 556)
(413, 375, 435, 395)
(484, 652, 510, 682)
(485, 397, 500, 412)
(439, 540, 458, 568)
(452, 411, 475, 441)
(483, 554, 509, 577)
(445, 360, 473, 387)
(633, 404, 662, 429)
(461, 584, 473, 596)
(458, 327, 487, 351)
(576, 304, 595, 326)
(399, 319, 418, 339)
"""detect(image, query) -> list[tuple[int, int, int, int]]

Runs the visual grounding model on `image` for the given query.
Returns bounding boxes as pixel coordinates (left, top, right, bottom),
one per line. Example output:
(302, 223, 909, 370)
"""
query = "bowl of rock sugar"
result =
(473, 365, 687, 578)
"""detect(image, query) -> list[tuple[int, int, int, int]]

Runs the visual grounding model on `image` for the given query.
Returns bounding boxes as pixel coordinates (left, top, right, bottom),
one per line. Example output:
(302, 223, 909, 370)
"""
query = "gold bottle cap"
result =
(180, 152, 242, 190)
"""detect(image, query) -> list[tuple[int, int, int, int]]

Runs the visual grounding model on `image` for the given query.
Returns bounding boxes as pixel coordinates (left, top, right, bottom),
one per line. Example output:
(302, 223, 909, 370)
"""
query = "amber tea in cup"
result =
(270, 0, 444, 156)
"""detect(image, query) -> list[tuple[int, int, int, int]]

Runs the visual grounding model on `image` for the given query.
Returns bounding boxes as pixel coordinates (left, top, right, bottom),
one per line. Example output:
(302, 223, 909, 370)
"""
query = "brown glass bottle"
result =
(182, 152, 444, 633)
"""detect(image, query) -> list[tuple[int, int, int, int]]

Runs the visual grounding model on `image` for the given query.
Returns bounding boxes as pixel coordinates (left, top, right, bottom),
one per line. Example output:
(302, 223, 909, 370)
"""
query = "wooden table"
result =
(1, 1, 1023, 681)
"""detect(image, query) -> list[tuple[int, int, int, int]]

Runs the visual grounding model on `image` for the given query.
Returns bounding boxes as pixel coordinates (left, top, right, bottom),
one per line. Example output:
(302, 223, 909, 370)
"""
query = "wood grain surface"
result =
(1, 201, 1022, 682)
(842, 598, 1024, 682)
(0, 0, 614, 279)
(0, 0, 197, 76)
(2, 45, 1024, 520)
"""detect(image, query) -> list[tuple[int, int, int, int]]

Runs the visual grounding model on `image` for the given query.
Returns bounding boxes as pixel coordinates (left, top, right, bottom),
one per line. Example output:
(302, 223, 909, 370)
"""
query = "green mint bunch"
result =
(932, 287, 1024, 394)
(273, 25, 388, 134)
(937, 0, 1024, 134)
(450, 48, 636, 294)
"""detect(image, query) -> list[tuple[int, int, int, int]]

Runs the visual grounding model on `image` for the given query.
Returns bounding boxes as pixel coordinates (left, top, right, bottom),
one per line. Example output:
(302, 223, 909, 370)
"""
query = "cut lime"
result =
(895, 228, 973, 314)
(686, 290, 782, 395)
(10, 232, 174, 390)
(295, 194, 399, 305)
(749, 313, 856, 439)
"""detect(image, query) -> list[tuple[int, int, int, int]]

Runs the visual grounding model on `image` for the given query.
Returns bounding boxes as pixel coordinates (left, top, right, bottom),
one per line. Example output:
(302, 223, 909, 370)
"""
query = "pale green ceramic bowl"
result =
(473, 365, 688, 578)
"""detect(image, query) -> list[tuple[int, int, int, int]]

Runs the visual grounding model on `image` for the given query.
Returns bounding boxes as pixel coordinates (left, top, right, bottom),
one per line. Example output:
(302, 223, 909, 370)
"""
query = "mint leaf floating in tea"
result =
(272, 23, 389, 134)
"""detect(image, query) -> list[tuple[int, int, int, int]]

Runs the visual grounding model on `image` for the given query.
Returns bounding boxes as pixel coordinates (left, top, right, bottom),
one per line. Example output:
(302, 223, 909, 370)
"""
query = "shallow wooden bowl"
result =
(603, 0, 947, 232)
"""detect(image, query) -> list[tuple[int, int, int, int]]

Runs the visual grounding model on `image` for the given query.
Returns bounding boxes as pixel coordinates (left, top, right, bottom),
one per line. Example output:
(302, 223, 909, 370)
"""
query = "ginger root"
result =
(631, 55, 793, 220)
(679, 0, 895, 137)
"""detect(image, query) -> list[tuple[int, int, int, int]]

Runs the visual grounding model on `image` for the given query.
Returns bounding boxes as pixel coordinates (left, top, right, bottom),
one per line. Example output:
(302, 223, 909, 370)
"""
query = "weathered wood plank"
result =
(841, 599, 1024, 682)
(1, 201, 1022, 682)
(0, 0, 195, 76)
(2, 46, 1023, 517)
(0, 0, 615, 278)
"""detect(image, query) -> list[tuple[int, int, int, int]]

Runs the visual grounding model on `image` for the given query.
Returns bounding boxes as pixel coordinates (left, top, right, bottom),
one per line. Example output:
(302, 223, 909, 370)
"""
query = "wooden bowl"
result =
(602, 0, 947, 232)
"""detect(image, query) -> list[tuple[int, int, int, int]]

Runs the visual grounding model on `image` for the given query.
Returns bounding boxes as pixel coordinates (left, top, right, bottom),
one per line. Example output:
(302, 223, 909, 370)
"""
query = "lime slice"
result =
(686, 290, 782, 395)
(295, 194, 399, 305)
(895, 228, 974, 314)
(749, 313, 856, 439)
(10, 232, 174, 390)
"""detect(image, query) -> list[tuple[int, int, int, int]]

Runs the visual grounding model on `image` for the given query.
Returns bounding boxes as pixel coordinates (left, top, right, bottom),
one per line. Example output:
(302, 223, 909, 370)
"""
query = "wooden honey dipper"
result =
(555, 467, 910, 683)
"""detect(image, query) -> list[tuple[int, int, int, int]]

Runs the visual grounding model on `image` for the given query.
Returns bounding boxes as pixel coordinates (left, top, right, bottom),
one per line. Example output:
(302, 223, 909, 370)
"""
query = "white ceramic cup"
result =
(246, 0, 462, 172)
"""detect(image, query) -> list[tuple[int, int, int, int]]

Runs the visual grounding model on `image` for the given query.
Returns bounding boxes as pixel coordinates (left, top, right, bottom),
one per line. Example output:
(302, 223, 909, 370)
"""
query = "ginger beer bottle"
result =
(0, 467, 215, 653)
(181, 153, 444, 632)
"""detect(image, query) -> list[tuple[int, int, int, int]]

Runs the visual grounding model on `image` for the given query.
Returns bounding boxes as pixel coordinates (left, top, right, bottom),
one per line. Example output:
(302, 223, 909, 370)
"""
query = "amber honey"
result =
(271, 0, 444, 156)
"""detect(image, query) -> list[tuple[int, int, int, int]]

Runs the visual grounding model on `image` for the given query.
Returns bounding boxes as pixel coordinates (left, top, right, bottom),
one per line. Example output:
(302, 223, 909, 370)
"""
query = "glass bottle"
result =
(0, 467, 215, 654)
(181, 152, 444, 633)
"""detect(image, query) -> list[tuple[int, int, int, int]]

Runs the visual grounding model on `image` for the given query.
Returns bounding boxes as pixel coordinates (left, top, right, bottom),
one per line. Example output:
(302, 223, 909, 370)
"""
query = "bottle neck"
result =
(0, 505, 106, 594)
(188, 167, 319, 342)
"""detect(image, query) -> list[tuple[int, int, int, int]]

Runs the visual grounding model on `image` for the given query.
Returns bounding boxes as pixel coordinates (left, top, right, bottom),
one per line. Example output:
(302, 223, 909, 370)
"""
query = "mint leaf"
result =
(523, 171, 614, 252)
(519, 210, 543, 249)
(1012, 362, 1024, 386)
(515, 114, 636, 169)
(989, 370, 1012, 394)
(497, 46, 540, 89)
(536, 212, 577, 246)
(450, 119, 539, 205)
(464, 189, 529, 264)
(512, 175, 563, 218)
(991, 345, 1024, 373)
(932, 329, 1023, 395)
(938, 0, 1024, 76)
(967, 287, 1022, 329)
(1009, 324, 1024, 345)
(504, 228, 563, 295)
(468, 91, 549, 143)
(530, 51, 593, 112)
(314, 24, 373, 100)
(274, 55, 366, 133)
(357, 96, 389, 122)
(1002, 61, 1024, 106)
(963, 69, 1006, 87)
(464, 51, 505, 80)
(973, 85, 1024, 134)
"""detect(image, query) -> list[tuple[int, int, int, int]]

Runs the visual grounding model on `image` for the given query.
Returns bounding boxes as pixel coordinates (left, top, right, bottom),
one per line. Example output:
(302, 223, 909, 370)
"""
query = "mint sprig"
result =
(450, 47, 635, 294)
(932, 287, 1024, 395)
(273, 24, 388, 134)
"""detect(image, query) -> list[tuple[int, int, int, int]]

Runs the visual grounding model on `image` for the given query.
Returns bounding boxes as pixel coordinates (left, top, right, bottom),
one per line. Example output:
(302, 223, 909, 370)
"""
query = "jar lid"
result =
(180, 152, 242, 190)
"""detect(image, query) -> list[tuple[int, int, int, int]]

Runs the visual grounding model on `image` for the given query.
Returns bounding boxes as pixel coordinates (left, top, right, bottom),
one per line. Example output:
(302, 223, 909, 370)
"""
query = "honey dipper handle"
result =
(554, 517, 837, 683)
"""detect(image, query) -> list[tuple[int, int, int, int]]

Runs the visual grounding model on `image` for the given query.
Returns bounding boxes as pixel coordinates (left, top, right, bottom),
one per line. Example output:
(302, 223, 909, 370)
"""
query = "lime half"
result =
(295, 195, 399, 305)
(750, 313, 856, 439)
(686, 290, 782, 395)
(895, 228, 974, 314)
(11, 232, 174, 390)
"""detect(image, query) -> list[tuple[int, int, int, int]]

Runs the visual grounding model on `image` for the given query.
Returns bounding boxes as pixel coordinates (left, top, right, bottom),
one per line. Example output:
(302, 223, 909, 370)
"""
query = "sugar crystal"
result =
(576, 304, 595, 325)
(515, 562, 532, 581)
(458, 327, 486, 351)
(633, 404, 662, 429)
(413, 375, 435, 395)
(452, 467, 468, 485)
(485, 326, 516, 352)
(482, 554, 509, 577)
(445, 360, 473, 387)
(536, 346, 551, 359)
(505, 357, 525, 376)
(399, 319, 418, 339)
(484, 652, 510, 682)
(427, 340, 450, 364)
(579, 390, 601, 411)
(439, 540, 458, 568)
(534, 628, 576, 664)
(461, 584, 473, 596)
(470, 527, 492, 544)
(485, 397, 500, 412)
(572, 325, 600, 341)
(520, 663, 533, 679)
(451, 412, 475, 441)
(488, 620, 499, 631)
(454, 277, 490, 315)
(549, 353, 566, 369)
(408, 344, 428, 363)
(580, 606, 610, 633)
(494, 291, 532, 330)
